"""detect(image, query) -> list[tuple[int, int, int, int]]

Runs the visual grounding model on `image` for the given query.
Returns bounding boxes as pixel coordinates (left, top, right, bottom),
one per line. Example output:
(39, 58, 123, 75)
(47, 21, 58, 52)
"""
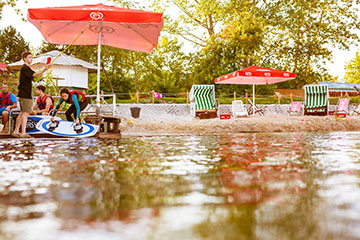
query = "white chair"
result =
(232, 100, 248, 117)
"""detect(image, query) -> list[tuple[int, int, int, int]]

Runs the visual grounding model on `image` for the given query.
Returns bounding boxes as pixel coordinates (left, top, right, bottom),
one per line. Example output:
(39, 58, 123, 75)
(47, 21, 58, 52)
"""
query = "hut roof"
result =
(8, 50, 97, 71)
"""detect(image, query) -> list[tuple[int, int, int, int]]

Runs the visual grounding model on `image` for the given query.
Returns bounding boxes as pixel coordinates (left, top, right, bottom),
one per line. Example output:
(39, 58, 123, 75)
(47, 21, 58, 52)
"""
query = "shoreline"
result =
(120, 115, 360, 136)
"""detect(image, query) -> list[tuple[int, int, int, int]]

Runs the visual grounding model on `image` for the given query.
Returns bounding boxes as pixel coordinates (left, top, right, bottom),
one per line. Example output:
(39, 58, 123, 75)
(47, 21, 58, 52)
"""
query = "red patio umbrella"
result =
(214, 65, 296, 115)
(28, 3, 163, 103)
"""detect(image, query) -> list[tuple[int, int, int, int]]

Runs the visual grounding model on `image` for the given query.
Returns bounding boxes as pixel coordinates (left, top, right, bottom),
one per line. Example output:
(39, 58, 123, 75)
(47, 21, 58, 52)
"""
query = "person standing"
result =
(0, 83, 17, 133)
(12, 51, 50, 138)
(31, 84, 54, 115)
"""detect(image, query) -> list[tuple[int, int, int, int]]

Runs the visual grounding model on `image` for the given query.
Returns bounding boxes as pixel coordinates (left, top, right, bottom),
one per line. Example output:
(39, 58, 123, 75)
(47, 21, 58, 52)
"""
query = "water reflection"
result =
(214, 133, 309, 205)
(0, 133, 360, 239)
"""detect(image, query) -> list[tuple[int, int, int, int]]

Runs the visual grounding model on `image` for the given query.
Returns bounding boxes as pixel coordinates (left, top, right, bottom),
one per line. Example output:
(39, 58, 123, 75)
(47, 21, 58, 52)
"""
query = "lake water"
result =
(1, 132, 360, 240)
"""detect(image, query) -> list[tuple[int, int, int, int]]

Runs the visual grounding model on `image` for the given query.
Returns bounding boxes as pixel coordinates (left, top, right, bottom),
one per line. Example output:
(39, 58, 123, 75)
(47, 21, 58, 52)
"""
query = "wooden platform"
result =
(1, 114, 122, 139)
(0, 132, 121, 139)
(84, 114, 121, 134)
(0, 133, 68, 139)
(196, 110, 218, 119)
(98, 132, 122, 139)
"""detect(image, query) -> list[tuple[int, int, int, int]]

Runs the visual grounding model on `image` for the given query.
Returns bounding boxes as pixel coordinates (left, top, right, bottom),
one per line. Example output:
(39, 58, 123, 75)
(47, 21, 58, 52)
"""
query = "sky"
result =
(0, 0, 357, 81)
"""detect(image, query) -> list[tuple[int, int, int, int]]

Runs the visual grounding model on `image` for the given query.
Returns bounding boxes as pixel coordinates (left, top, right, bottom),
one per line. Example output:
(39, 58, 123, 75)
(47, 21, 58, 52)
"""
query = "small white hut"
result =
(8, 50, 97, 90)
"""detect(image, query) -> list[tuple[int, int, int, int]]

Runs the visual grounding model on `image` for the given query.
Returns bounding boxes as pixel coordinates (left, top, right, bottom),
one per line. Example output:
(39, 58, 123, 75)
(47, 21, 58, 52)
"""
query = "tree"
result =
(344, 52, 360, 84)
(0, 25, 29, 63)
(192, 10, 265, 80)
(37, 36, 190, 96)
(261, 0, 360, 88)
(137, 36, 191, 93)
(0, 0, 27, 20)
(134, 0, 360, 91)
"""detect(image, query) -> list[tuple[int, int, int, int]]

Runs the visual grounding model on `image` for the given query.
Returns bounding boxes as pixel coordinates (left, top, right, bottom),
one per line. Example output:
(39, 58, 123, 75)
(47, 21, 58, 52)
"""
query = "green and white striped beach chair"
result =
(189, 84, 218, 118)
(304, 85, 329, 115)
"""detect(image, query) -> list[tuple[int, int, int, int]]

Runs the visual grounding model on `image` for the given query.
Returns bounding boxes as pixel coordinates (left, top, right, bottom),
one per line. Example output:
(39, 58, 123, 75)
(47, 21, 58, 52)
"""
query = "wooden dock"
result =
(1, 114, 122, 139)
(0, 132, 121, 139)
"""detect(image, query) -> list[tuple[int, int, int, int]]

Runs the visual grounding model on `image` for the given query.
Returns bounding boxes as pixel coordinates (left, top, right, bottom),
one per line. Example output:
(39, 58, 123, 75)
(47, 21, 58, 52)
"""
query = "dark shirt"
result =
(18, 64, 35, 99)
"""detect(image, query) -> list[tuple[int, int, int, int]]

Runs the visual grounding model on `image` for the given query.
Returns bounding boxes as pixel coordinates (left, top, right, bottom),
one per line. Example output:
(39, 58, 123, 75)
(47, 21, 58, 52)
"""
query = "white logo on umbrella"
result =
(245, 72, 252, 76)
(90, 12, 103, 20)
(283, 73, 290, 77)
(264, 72, 271, 77)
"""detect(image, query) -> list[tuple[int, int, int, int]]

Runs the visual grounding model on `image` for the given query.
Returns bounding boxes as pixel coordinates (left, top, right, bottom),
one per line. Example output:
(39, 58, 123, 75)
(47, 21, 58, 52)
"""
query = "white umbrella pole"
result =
(252, 80, 255, 116)
(96, 22, 102, 113)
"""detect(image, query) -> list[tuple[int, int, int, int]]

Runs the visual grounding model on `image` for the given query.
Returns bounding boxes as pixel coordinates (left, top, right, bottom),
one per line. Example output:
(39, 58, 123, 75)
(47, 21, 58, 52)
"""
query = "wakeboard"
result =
(36, 119, 99, 138)
(26, 115, 62, 134)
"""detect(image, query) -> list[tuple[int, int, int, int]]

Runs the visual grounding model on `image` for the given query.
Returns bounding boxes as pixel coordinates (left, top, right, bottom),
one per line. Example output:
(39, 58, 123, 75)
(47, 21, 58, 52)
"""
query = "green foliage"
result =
(0, 26, 29, 63)
(18, 0, 360, 98)
(37, 34, 189, 95)
(43, 72, 59, 96)
(3, 71, 19, 94)
(344, 51, 360, 83)
(137, 36, 191, 93)
(261, 0, 360, 88)
(190, 8, 266, 94)
(0, 0, 26, 21)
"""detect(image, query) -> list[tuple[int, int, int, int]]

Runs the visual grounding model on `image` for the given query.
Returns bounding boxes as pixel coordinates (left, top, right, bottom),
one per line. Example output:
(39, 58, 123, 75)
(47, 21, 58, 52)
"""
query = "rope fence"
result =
(103, 91, 311, 105)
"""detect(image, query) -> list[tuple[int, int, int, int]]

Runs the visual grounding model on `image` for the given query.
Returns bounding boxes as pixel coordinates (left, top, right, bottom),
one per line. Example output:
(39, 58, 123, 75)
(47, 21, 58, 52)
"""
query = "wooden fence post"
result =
(245, 92, 248, 104)
(290, 93, 293, 103)
(152, 91, 155, 104)
(136, 90, 139, 104)
(112, 93, 116, 115)
(100, 90, 104, 104)
(186, 91, 189, 104)
(234, 91, 236, 101)
(278, 93, 281, 105)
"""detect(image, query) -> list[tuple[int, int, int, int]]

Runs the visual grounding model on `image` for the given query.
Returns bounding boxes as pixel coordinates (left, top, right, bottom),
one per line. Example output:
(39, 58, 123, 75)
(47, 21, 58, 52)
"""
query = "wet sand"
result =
(120, 115, 360, 135)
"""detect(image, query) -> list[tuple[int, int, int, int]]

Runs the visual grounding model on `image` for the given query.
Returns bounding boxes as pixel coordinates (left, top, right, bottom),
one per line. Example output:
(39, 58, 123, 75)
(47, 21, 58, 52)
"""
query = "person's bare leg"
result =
(0, 111, 8, 133)
(20, 112, 30, 135)
(13, 112, 24, 134)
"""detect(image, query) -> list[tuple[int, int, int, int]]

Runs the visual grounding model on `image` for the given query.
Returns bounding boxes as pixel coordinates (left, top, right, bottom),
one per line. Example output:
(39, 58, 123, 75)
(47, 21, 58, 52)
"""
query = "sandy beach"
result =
(120, 115, 360, 135)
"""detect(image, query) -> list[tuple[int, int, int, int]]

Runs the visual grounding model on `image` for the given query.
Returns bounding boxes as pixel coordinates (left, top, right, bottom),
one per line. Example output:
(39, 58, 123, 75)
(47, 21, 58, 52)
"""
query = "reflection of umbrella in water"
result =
(27, 4, 164, 104)
(216, 133, 307, 204)
(215, 65, 296, 115)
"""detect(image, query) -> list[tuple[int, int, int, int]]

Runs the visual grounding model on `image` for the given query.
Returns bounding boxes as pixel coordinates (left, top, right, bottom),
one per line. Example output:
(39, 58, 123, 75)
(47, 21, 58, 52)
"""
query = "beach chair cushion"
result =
(335, 98, 349, 114)
(288, 101, 302, 115)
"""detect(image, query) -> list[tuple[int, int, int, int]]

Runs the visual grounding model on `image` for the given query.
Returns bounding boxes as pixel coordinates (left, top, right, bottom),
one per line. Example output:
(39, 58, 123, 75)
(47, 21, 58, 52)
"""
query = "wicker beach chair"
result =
(304, 85, 329, 116)
(232, 100, 248, 117)
(189, 84, 218, 118)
